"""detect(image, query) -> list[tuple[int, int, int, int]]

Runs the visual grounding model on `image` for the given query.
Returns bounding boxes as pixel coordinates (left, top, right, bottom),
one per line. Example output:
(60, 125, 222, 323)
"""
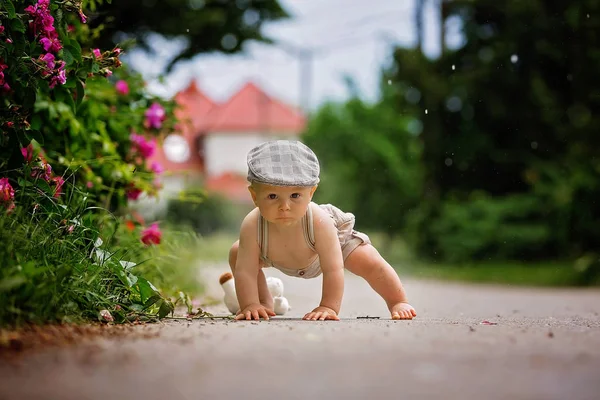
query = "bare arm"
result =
(234, 212, 262, 311)
(311, 205, 345, 315)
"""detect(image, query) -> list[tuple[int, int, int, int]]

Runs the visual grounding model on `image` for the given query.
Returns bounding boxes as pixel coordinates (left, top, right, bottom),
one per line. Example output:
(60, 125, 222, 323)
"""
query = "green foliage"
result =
(87, 0, 290, 71)
(165, 188, 243, 235)
(1, 0, 176, 212)
(411, 193, 551, 262)
(0, 174, 175, 326)
(303, 91, 423, 236)
(384, 0, 600, 263)
(0, 1, 197, 327)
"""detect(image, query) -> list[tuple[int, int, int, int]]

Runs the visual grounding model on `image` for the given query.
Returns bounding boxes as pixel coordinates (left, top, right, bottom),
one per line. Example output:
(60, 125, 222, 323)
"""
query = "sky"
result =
(125, 0, 463, 110)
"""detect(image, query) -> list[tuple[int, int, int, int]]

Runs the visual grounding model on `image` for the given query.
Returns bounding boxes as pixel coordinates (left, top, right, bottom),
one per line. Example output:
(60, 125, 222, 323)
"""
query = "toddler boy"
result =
(228, 140, 417, 321)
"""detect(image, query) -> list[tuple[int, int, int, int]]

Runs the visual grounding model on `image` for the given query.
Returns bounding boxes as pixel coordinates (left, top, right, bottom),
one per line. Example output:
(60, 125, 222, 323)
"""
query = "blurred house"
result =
(149, 80, 306, 204)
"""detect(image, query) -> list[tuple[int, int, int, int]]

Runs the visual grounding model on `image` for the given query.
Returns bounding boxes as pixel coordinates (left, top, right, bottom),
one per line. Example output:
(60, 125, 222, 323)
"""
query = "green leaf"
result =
(143, 294, 161, 309)
(30, 114, 42, 131)
(25, 129, 44, 145)
(75, 79, 85, 107)
(61, 47, 74, 66)
(158, 300, 174, 319)
(63, 87, 76, 112)
(129, 304, 144, 312)
(23, 88, 37, 110)
(136, 277, 157, 304)
(10, 18, 25, 33)
(3, 0, 16, 19)
(54, 87, 66, 103)
(66, 43, 82, 62)
(91, 63, 100, 73)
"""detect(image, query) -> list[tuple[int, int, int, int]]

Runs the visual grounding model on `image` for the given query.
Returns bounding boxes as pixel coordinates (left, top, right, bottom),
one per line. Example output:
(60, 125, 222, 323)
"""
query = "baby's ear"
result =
(310, 185, 318, 197)
(248, 185, 258, 204)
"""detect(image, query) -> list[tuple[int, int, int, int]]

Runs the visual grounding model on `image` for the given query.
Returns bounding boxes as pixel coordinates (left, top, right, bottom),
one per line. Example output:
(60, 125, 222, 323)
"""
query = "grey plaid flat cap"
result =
(247, 140, 320, 187)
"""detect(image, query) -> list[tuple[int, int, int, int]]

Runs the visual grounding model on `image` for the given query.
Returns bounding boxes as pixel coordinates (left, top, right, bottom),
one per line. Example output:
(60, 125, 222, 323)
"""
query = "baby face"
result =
(249, 183, 316, 226)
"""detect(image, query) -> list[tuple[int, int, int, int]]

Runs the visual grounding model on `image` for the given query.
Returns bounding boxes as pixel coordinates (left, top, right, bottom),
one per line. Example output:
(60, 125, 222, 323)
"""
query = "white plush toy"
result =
(219, 272, 291, 316)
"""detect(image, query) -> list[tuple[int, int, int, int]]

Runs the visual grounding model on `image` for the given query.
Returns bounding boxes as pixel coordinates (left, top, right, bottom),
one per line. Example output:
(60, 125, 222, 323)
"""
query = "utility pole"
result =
(415, 0, 426, 53)
(277, 41, 314, 114)
(298, 49, 313, 113)
(440, 0, 447, 55)
(276, 34, 383, 113)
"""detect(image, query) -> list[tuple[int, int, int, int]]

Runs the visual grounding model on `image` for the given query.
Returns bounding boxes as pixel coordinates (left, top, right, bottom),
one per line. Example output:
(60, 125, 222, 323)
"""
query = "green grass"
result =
(400, 260, 591, 287)
(365, 232, 600, 287)
(186, 231, 600, 288)
(188, 231, 237, 263)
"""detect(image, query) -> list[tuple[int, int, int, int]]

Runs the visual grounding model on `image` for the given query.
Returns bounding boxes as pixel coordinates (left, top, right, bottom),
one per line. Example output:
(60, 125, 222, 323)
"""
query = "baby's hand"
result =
(390, 302, 417, 320)
(236, 303, 276, 321)
(303, 306, 339, 321)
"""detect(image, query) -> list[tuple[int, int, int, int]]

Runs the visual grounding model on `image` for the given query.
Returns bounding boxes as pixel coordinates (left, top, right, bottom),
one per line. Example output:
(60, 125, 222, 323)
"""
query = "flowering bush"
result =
(0, 1, 197, 327)
(1, 0, 177, 215)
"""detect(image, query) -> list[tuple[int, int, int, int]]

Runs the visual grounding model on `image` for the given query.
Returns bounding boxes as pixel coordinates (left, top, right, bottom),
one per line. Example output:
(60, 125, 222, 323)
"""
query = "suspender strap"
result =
(257, 213, 268, 260)
(303, 205, 316, 252)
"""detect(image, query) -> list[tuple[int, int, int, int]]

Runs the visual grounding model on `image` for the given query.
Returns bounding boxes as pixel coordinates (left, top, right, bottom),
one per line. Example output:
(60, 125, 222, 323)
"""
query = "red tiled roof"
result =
(174, 80, 217, 132)
(199, 82, 305, 134)
(205, 172, 252, 204)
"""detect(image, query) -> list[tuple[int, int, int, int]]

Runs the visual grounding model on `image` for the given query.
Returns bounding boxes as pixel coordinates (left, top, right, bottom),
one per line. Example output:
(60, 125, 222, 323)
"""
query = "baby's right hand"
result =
(235, 303, 276, 321)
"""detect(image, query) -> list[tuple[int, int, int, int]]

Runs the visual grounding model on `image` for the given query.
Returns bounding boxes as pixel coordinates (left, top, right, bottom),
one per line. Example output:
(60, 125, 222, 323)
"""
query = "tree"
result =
(86, 0, 290, 72)
(303, 79, 423, 240)
(388, 0, 600, 261)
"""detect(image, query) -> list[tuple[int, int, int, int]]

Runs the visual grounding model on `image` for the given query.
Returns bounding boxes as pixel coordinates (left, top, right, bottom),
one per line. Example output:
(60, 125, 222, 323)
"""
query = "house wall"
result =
(204, 132, 288, 177)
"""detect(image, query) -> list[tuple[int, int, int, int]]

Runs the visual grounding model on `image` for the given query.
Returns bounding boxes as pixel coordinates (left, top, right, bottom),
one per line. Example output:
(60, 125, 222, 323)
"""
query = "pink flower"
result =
(93, 48, 101, 58)
(99, 309, 114, 322)
(144, 102, 166, 129)
(86, 181, 93, 188)
(113, 48, 122, 55)
(51, 176, 64, 198)
(141, 223, 162, 246)
(49, 61, 66, 89)
(130, 133, 156, 158)
(31, 159, 52, 181)
(41, 53, 55, 69)
(150, 161, 164, 175)
(78, 10, 87, 24)
(115, 80, 129, 95)
(21, 144, 34, 163)
(40, 36, 61, 53)
(0, 177, 15, 204)
(0, 26, 4, 34)
(126, 187, 142, 201)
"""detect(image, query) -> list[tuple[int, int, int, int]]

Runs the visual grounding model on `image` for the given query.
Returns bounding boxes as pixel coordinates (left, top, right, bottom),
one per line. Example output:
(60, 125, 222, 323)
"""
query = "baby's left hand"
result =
(303, 306, 339, 321)
(390, 302, 417, 320)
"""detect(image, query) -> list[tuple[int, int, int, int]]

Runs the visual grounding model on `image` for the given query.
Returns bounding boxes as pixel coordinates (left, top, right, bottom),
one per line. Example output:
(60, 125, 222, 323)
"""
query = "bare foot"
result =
(390, 302, 417, 320)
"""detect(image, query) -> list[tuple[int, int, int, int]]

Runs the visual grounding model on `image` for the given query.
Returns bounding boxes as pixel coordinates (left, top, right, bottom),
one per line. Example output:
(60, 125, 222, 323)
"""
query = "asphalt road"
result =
(1, 264, 599, 400)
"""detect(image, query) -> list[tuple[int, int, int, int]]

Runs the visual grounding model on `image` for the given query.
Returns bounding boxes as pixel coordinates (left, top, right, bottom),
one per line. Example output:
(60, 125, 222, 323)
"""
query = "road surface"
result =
(1, 264, 599, 400)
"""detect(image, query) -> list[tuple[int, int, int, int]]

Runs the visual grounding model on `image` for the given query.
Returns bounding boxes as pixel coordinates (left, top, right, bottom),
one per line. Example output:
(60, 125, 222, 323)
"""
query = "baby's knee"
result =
(228, 240, 239, 269)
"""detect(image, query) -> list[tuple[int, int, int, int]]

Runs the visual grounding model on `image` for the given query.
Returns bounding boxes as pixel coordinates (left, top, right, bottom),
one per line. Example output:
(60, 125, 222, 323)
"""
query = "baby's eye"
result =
(290, 193, 301, 199)
(268, 194, 277, 200)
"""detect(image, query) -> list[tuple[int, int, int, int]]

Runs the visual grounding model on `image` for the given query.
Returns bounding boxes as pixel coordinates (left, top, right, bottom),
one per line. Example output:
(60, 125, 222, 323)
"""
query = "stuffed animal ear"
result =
(266, 276, 284, 297)
(219, 272, 233, 285)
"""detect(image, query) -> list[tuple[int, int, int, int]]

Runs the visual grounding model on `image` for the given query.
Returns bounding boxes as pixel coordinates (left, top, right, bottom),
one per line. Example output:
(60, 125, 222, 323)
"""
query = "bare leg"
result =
(344, 243, 417, 320)
(229, 241, 274, 310)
